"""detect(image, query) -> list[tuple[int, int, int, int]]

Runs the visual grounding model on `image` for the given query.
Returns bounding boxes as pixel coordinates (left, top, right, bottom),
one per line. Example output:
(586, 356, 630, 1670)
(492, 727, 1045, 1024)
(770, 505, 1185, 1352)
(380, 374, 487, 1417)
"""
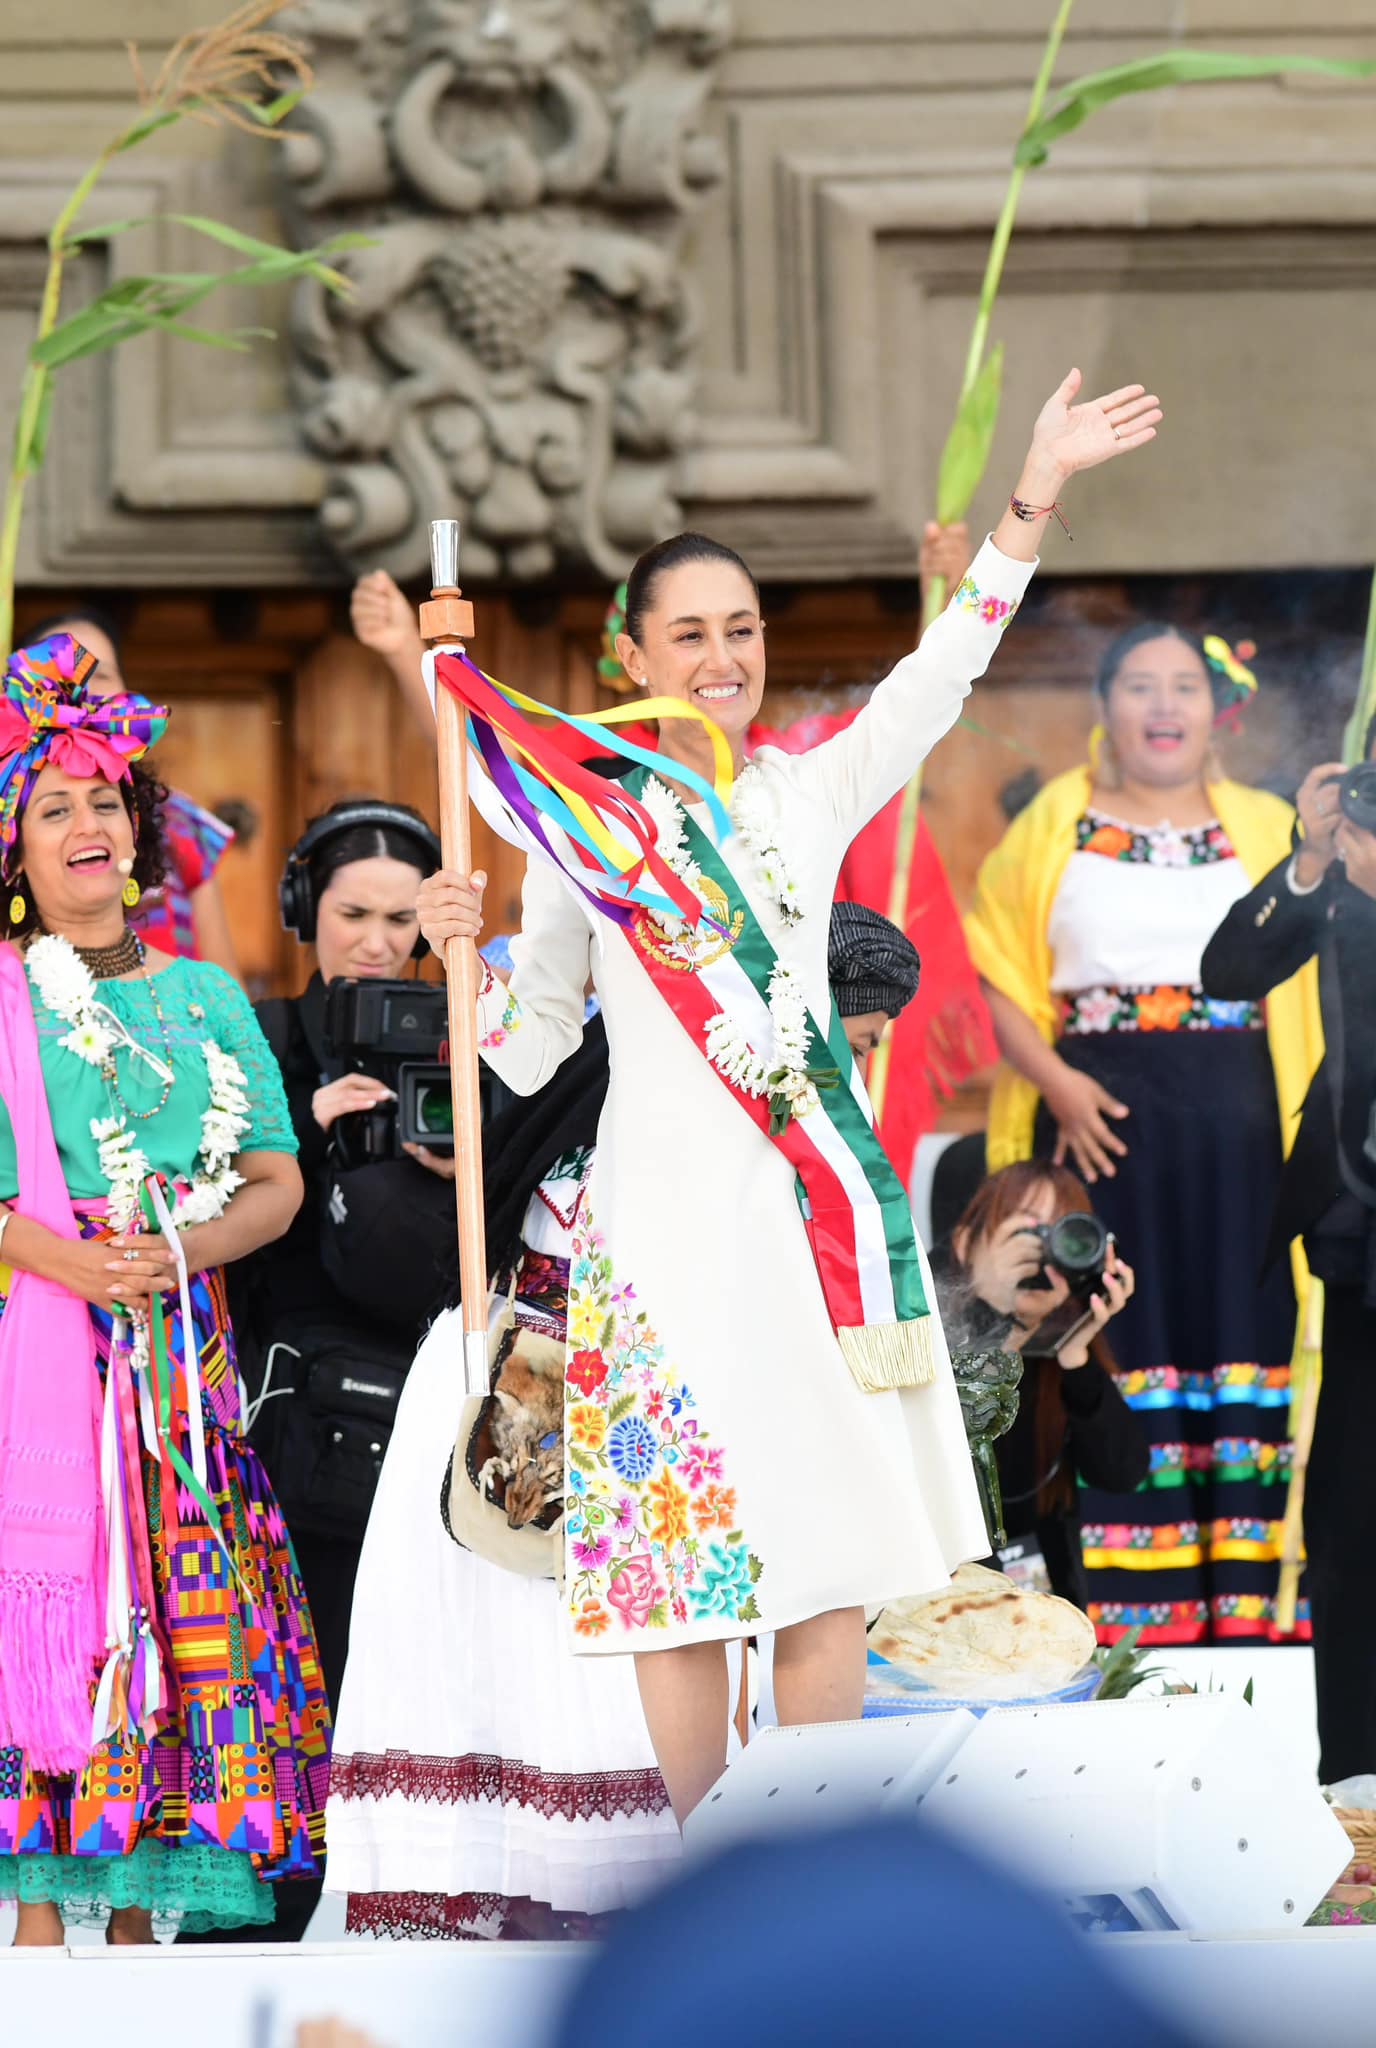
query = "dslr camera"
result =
(1324, 763, 1376, 837)
(323, 977, 455, 1169)
(1020, 1211, 1114, 1360)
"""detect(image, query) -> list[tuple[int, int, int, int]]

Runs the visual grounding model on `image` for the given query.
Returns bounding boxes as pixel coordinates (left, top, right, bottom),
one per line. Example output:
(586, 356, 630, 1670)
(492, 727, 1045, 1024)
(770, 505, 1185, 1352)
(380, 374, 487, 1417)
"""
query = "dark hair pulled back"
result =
(1094, 621, 1218, 705)
(622, 531, 760, 645)
(25, 603, 127, 669)
(308, 797, 439, 898)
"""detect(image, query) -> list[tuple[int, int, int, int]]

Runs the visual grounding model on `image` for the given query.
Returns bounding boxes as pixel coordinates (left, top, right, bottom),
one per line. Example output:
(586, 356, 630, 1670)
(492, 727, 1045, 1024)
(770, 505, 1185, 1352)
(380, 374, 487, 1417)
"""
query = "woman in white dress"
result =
(326, 1114, 683, 1938)
(420, 369, 1162, 1820)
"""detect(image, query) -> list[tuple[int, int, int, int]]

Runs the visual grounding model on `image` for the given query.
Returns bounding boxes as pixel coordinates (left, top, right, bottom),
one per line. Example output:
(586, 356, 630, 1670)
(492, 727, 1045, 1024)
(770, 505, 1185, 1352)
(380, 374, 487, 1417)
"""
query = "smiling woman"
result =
(615, 532, 765, 730)
(414, 367, 1166, 1826)
(0, 633, 324, 1949)
(966, 623, 1324, 1650)
(8, 755, 168, 943)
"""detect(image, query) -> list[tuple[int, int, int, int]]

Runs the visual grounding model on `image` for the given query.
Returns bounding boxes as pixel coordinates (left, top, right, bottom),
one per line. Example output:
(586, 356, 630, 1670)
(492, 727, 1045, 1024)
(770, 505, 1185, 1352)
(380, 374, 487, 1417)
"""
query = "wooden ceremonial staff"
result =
(420, 518, 490, 1398)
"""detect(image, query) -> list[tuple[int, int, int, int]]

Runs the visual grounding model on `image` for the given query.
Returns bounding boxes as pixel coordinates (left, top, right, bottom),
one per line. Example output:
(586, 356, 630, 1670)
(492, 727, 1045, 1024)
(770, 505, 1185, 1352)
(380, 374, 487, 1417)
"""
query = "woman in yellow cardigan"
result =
(966, 624, 1321, 1650)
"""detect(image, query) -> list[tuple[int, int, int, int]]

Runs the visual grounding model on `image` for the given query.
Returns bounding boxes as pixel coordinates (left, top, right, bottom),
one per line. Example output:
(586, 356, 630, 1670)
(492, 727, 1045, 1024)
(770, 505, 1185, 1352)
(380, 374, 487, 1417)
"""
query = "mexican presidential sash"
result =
(622, 767, 935, 1393)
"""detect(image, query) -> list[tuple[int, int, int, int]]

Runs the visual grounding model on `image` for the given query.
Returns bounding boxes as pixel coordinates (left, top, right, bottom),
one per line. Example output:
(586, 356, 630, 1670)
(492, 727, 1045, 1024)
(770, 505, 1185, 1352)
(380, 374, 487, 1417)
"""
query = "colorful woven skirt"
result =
(0, 1212, 331, 1931)
(1034, 1025, 1306, 1648)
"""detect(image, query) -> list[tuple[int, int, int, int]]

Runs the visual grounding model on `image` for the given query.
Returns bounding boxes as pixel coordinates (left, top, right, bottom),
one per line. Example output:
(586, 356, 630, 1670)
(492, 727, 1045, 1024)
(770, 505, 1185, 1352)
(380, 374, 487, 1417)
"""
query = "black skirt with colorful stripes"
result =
(1034, 1017, 1304, 1647)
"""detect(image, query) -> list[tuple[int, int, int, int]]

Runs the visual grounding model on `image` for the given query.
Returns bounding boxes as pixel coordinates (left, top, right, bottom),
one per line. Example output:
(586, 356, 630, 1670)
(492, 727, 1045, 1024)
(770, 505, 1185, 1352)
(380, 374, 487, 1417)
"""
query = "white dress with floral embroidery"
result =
(475, 539, 1036, 1654)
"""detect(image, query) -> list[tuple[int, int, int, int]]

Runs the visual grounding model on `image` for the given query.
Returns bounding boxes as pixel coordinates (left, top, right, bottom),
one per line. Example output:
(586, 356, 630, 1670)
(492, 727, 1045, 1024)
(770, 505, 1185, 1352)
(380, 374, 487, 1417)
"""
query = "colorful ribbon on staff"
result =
(432, 646, 735, 928)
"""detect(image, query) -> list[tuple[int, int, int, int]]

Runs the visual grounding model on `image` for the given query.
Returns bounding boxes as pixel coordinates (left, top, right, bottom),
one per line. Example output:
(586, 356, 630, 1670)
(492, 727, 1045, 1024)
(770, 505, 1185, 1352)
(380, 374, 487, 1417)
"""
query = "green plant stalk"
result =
(0, 134, 130, 659)
(866, 0, 1076, 1124)
(1342, 566, 1376, 765)
(956, 0, 1076, 438)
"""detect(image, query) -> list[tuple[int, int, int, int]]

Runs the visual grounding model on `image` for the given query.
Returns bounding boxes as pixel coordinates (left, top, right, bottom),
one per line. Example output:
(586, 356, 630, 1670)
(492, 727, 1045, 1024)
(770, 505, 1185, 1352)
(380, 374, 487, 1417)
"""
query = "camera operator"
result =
(1202, 733, 1376, 1784)
(931, 1161, 1146, 1611)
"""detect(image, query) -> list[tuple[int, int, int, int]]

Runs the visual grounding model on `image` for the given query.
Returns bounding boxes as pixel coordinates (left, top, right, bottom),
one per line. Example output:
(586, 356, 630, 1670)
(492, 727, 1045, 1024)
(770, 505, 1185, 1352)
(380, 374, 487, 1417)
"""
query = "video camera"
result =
(323, 977, 455, 1169)
(1020, 1211, 1114, 1360)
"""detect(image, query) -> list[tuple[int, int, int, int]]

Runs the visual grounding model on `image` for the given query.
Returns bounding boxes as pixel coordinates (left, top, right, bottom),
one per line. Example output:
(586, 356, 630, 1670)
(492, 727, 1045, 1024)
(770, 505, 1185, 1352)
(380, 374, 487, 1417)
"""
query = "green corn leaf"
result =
(30, 276, 221, 367)
(1342, 569, 1376, 765)
(935, 342, 1004, 525)
(32, 286, 269, 368)
(123, 310, 272, 351)
(20, 376, 55, 476)
(31, 234, 360, 369)
(67, 216, 367, 288)
(110, 109, 185, 154)
(1018, 52, 1376, 167)
(238, 87, 306, 128)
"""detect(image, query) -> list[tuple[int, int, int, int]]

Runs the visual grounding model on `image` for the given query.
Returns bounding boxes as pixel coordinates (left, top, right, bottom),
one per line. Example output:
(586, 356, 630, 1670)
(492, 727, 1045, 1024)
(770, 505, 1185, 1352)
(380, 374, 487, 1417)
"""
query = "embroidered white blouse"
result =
(469, 540, 1037, 1655)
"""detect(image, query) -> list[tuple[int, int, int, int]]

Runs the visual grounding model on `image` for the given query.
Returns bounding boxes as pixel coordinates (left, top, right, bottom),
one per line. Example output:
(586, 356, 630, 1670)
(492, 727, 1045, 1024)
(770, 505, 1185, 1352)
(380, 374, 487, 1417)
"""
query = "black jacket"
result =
(995, 1353, 1150, 1610)
(1201, 855, 1376, 1277)
(929, 1245, 1149, 1609)
(230, 975, 455, 1377)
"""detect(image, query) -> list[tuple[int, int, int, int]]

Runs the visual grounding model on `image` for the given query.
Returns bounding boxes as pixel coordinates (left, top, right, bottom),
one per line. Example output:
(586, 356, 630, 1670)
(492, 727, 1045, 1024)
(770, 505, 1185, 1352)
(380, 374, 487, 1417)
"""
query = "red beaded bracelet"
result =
(1010, 494, 1073, 539)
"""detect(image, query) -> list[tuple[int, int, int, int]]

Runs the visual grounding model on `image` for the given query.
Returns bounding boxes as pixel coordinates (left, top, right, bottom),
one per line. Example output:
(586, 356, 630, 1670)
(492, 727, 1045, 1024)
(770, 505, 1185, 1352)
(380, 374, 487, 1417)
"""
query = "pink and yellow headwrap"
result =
(0, 634, 169, 880)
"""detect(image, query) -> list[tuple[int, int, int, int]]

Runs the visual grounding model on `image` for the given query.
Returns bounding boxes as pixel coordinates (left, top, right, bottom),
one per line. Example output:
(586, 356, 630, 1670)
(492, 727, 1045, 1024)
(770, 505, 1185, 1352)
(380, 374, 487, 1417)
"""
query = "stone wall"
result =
(3, 1, 1374, 588)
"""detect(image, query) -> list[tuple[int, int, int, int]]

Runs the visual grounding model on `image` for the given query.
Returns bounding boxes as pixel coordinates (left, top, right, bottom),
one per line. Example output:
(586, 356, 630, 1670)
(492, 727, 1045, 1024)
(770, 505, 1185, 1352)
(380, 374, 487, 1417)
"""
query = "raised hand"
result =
(351, 569, 422, 665)
(1058, 1253, 1136, 1370)
(919, 520, 972, 595)
(1028, 367, 1162, 481)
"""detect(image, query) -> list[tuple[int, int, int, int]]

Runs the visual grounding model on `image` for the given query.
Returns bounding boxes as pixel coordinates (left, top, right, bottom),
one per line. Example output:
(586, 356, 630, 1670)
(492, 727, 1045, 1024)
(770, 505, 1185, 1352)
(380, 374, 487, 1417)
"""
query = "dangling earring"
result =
(1095, 732, 1123, 793)
(122, 875, 142, 909)
(7, 883, 26, 926)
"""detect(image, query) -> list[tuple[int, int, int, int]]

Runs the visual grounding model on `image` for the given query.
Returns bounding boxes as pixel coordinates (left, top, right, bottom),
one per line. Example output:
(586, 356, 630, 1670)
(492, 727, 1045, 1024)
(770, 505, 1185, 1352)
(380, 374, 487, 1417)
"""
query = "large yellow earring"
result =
(7, 889, 26, 926)
(122, 876, 142, 909)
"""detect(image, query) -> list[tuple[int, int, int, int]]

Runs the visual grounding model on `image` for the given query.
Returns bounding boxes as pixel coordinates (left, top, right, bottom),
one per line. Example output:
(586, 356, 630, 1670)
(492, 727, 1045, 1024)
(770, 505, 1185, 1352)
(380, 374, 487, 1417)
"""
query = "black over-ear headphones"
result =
(279, 802, 443, 959)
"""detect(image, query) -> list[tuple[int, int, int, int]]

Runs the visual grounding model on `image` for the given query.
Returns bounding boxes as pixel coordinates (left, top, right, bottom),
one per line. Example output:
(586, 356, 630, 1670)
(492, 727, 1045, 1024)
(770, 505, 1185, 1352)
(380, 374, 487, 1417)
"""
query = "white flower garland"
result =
(643, 768, 823, 1126)
(728, 767, 803, 928)
(27, 934, 249, 1232)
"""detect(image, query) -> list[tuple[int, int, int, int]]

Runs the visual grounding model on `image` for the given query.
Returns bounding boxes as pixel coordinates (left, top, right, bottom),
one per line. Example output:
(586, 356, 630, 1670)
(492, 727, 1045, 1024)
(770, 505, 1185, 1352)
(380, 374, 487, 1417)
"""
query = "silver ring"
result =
(1111, 425, 1121, 442)
(122, 1248, 139, 1263)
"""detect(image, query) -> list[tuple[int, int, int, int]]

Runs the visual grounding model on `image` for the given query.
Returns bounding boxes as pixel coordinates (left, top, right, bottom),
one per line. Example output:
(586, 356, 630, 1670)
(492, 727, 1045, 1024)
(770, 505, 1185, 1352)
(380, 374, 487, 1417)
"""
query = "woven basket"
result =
(1332, 1807, 1376, 1877)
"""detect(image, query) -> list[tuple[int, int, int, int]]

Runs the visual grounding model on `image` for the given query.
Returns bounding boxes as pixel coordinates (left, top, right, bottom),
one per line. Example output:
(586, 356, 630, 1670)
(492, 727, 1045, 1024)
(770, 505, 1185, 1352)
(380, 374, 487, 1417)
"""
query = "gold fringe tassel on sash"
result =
(838, 1316, 938, 1393)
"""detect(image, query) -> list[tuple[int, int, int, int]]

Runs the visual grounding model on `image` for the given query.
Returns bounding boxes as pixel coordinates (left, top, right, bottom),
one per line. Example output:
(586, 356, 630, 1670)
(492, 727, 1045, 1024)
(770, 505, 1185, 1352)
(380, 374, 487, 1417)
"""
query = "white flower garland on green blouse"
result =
(27, 934, 249, 1232)
(640, 768, 823, 1125)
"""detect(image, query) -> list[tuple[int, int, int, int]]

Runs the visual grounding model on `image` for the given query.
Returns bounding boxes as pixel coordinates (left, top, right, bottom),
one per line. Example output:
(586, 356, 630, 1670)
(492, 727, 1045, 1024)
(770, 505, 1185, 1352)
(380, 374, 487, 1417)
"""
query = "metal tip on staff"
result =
(421, 519, 475, 645)
(430, 518, 461, 592)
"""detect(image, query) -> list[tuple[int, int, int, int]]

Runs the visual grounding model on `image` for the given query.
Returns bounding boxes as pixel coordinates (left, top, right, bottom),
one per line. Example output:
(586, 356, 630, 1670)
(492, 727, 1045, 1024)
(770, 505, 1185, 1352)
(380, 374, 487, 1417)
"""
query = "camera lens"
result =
(414, 1083, 454, 1139)
(1047, 1213, 1107, 1274)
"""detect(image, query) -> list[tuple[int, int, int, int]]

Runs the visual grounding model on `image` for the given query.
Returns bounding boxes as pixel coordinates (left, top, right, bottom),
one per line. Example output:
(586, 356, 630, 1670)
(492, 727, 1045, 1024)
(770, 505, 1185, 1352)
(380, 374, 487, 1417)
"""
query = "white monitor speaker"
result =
(684, 1694, 1349, 1934)
(685, 1710, 976, 1861)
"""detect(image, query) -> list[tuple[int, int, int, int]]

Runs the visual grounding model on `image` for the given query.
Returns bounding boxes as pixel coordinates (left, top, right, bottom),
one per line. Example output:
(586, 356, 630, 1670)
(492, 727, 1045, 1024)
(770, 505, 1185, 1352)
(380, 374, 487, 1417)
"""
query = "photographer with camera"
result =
(1202, 731, 1376, 1784)
(242, 802, 457, 1669)
(932, 1161, 1146, 1611)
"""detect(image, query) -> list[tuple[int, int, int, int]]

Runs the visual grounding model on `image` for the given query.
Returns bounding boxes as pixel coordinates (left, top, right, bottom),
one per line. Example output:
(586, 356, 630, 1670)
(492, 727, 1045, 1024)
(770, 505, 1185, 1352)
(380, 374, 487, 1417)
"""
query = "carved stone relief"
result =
(282, 0, 731, 581)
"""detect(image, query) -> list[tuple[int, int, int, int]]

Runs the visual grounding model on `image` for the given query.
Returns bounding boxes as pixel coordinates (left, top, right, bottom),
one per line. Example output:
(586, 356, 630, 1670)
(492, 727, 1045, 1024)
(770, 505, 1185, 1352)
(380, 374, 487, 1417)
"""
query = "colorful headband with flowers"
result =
(0, 634, 169, 879)
(1203, 634, 1258, 727)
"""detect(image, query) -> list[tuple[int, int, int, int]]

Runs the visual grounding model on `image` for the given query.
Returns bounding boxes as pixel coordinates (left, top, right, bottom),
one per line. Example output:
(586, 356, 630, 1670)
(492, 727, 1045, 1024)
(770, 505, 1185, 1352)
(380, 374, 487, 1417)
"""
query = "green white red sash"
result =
(623, 768, 934, 1392)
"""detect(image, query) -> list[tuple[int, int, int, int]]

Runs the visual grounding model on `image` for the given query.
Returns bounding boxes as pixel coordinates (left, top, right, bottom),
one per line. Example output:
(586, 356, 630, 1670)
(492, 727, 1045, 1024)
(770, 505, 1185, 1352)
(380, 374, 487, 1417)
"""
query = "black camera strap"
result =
(1318, 914, 1376, 1212)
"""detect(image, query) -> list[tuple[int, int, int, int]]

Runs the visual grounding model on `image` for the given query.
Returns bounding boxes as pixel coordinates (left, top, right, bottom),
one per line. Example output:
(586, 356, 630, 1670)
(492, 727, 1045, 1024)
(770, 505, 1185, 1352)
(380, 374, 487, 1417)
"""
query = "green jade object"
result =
(952, 1346, 1024, 1551)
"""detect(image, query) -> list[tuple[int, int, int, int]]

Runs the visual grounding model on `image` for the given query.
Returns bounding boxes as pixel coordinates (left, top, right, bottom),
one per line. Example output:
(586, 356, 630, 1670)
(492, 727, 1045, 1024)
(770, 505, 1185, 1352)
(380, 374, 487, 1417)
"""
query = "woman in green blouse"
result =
(0, 632, 328, 1946)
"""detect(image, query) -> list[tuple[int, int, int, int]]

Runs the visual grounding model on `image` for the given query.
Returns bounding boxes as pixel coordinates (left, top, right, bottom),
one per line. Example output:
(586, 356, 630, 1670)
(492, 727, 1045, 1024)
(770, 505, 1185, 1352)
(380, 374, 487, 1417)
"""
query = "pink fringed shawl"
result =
(0, 940, 104, 1771)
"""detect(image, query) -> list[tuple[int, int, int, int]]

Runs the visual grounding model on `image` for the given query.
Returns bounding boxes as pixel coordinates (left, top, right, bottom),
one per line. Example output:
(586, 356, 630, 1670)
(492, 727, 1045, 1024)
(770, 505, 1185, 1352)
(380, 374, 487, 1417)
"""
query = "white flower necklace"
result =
(27, 934, 249, 1232)
(641, 768, 833, 1131)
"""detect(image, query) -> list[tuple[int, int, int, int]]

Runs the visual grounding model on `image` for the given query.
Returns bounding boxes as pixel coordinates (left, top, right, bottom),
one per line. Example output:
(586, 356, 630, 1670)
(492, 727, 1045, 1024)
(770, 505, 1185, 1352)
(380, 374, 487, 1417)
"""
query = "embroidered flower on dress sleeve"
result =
(952, 575, 1020, 626)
